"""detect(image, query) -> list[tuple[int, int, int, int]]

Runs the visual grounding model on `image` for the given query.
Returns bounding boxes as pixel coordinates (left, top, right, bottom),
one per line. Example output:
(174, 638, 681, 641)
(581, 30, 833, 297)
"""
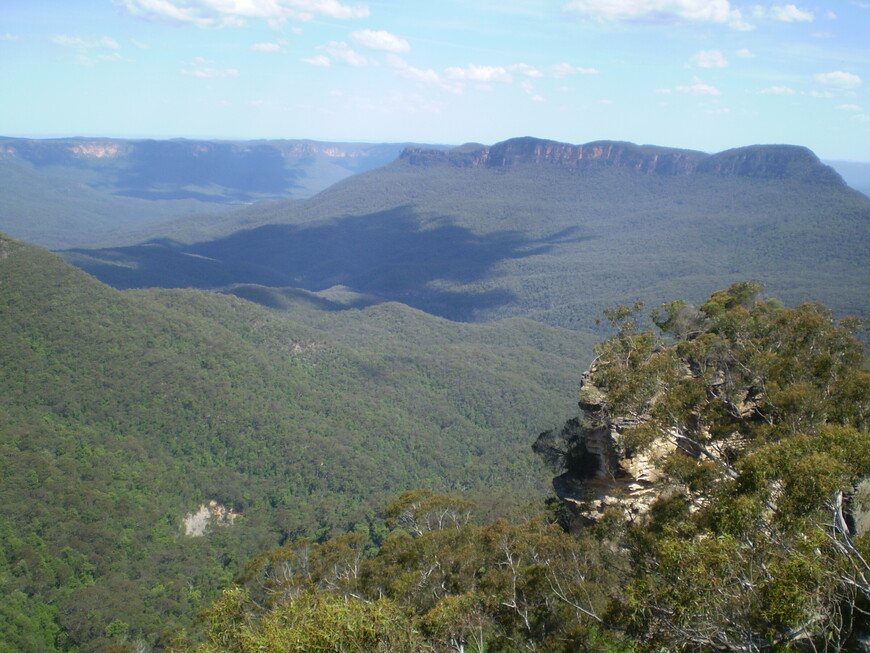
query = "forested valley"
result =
(1, 137, 868, 651)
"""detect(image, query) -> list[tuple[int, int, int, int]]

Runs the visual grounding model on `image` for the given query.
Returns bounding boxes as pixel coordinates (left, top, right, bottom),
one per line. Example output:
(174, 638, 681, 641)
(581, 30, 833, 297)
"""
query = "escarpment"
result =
(401, 136, 846, 184)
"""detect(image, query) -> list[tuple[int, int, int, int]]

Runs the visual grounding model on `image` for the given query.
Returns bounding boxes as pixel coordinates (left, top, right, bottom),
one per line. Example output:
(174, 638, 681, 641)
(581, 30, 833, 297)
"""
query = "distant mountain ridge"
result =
(402, 137, 845, 184)
(0, 136, 444, 248)
(0, 135, 422, 201)
(64, 135, 870, 330)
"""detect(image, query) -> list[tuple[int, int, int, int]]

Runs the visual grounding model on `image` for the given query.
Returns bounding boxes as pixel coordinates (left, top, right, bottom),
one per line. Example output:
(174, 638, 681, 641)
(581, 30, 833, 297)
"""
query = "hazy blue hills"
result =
(827, 159, 870, 198)
(64, 137, 870, 331)
(0, 137, 438, 248)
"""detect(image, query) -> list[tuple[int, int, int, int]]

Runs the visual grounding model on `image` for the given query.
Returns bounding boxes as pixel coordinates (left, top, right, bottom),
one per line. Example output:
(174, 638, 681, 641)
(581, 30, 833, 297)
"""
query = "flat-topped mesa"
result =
(400, 137, 846, 184)
(486, 137, 707, 175)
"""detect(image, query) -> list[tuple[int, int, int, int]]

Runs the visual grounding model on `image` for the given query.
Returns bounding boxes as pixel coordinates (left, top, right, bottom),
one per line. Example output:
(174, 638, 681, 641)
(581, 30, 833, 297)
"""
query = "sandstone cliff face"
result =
(551, 364, 679, 524)
(0, 137, 407, 167)
(401, 137, 845, 184)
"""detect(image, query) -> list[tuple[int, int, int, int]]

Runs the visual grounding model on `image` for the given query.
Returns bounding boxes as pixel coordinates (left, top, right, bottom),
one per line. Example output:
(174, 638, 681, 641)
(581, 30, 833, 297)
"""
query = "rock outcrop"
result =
(183, 500, 239, 537)
(549, 364, 679, 525)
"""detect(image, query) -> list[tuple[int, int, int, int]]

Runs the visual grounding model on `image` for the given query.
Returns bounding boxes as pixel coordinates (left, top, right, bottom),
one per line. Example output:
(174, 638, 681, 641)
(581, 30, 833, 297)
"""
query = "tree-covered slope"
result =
(0, 233, 596, 650)
(64, 138, 870, 330)
(176, 284, 870, 653)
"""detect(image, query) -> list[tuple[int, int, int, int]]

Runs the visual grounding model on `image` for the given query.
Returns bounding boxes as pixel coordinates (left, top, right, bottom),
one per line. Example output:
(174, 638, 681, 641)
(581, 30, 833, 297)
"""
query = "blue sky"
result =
(1, 0, 868, 160)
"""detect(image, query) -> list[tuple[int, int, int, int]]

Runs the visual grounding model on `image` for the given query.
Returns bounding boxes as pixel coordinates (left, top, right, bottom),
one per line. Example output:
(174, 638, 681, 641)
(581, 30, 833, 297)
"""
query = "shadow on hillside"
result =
(63, 206, 589, 320)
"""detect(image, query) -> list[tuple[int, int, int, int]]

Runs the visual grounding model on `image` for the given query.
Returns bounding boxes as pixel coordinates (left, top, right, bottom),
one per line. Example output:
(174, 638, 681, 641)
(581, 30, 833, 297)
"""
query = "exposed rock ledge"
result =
(401, 136, 845, 185)
(548, 365, 680, 525)
(544, 360, 869, 534)
(183, 500, 238, 537)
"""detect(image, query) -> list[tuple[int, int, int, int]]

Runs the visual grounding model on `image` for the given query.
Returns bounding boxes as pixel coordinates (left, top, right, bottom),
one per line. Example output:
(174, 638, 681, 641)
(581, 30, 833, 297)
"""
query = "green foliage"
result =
(177, 284, 869, 651)
(0, 236, 594, 649)
(191, 587, 421, 652)
(571, 283, 870, 650)
(177, 493, 625, 653)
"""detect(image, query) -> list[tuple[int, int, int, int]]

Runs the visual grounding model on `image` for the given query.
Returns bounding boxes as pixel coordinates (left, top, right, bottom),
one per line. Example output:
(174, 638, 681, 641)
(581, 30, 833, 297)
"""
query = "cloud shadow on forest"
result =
(63, 206, 589, 321)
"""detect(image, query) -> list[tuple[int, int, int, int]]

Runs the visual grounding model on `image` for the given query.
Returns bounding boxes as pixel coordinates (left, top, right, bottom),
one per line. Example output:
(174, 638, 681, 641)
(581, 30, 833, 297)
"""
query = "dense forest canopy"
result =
(173, 283, 870, 653)
(0, 233, 595, 651)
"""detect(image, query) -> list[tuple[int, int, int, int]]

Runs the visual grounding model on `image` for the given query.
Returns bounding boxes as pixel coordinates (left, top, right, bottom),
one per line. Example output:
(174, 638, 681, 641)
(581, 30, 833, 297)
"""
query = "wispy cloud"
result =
(51, 35, 128, 65)
(385, 54, 460, 93)
(445, 64, 512, 83)
(735, 48, 755, 58)
(837, 104, 862, 111)
(563, 0, 751, 30)
(769, 4, 814, 22)
(814, 71, 862, 89)
(321, 41, 369, 66)
(119, 0, 369, 27)
(350, 29, 410, 53)
(674, 76, 721, 95)
(759, 85, 796, 94)
(690, 50, 728, 68)
(302, 54, 330, 67)
(510, 62, 598, 78)
(52, 35, 120, 50)
(251, 42, 284, 53)
(180, 56, 239, 77)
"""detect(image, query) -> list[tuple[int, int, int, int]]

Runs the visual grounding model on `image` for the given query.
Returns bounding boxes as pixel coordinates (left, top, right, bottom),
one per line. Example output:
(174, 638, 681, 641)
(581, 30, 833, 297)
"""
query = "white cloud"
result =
(51, 35, 126, 65)
(321, 41, 369, 66)
(675, 76, 721, 95)
(815, 71, 862, 89)
(735, 48, 755, 58)
(759, 85, 796, 94)
(690, 50, 728, 68)
(118, 0, 369, 27)
(251, 42, 282, 52)
(445, 64, 512, 83)
(511, 63, 544, 78)
(837, 104, 862, 111)
(563, 0, 750, 29)
(181, 65, 239, 77)
(181, 56, 239, 77)
(548, 62, 599, 76)
(52, 35, 121, 51)
(302, 54, 330, 66)
(1, 33, 23, 41)
(385, 54, 449, 85)
(770, 4, 814, 21)
(531, 95, 546, 102)
(350, 29, 409, 53)
(509, 62, 598, 78)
